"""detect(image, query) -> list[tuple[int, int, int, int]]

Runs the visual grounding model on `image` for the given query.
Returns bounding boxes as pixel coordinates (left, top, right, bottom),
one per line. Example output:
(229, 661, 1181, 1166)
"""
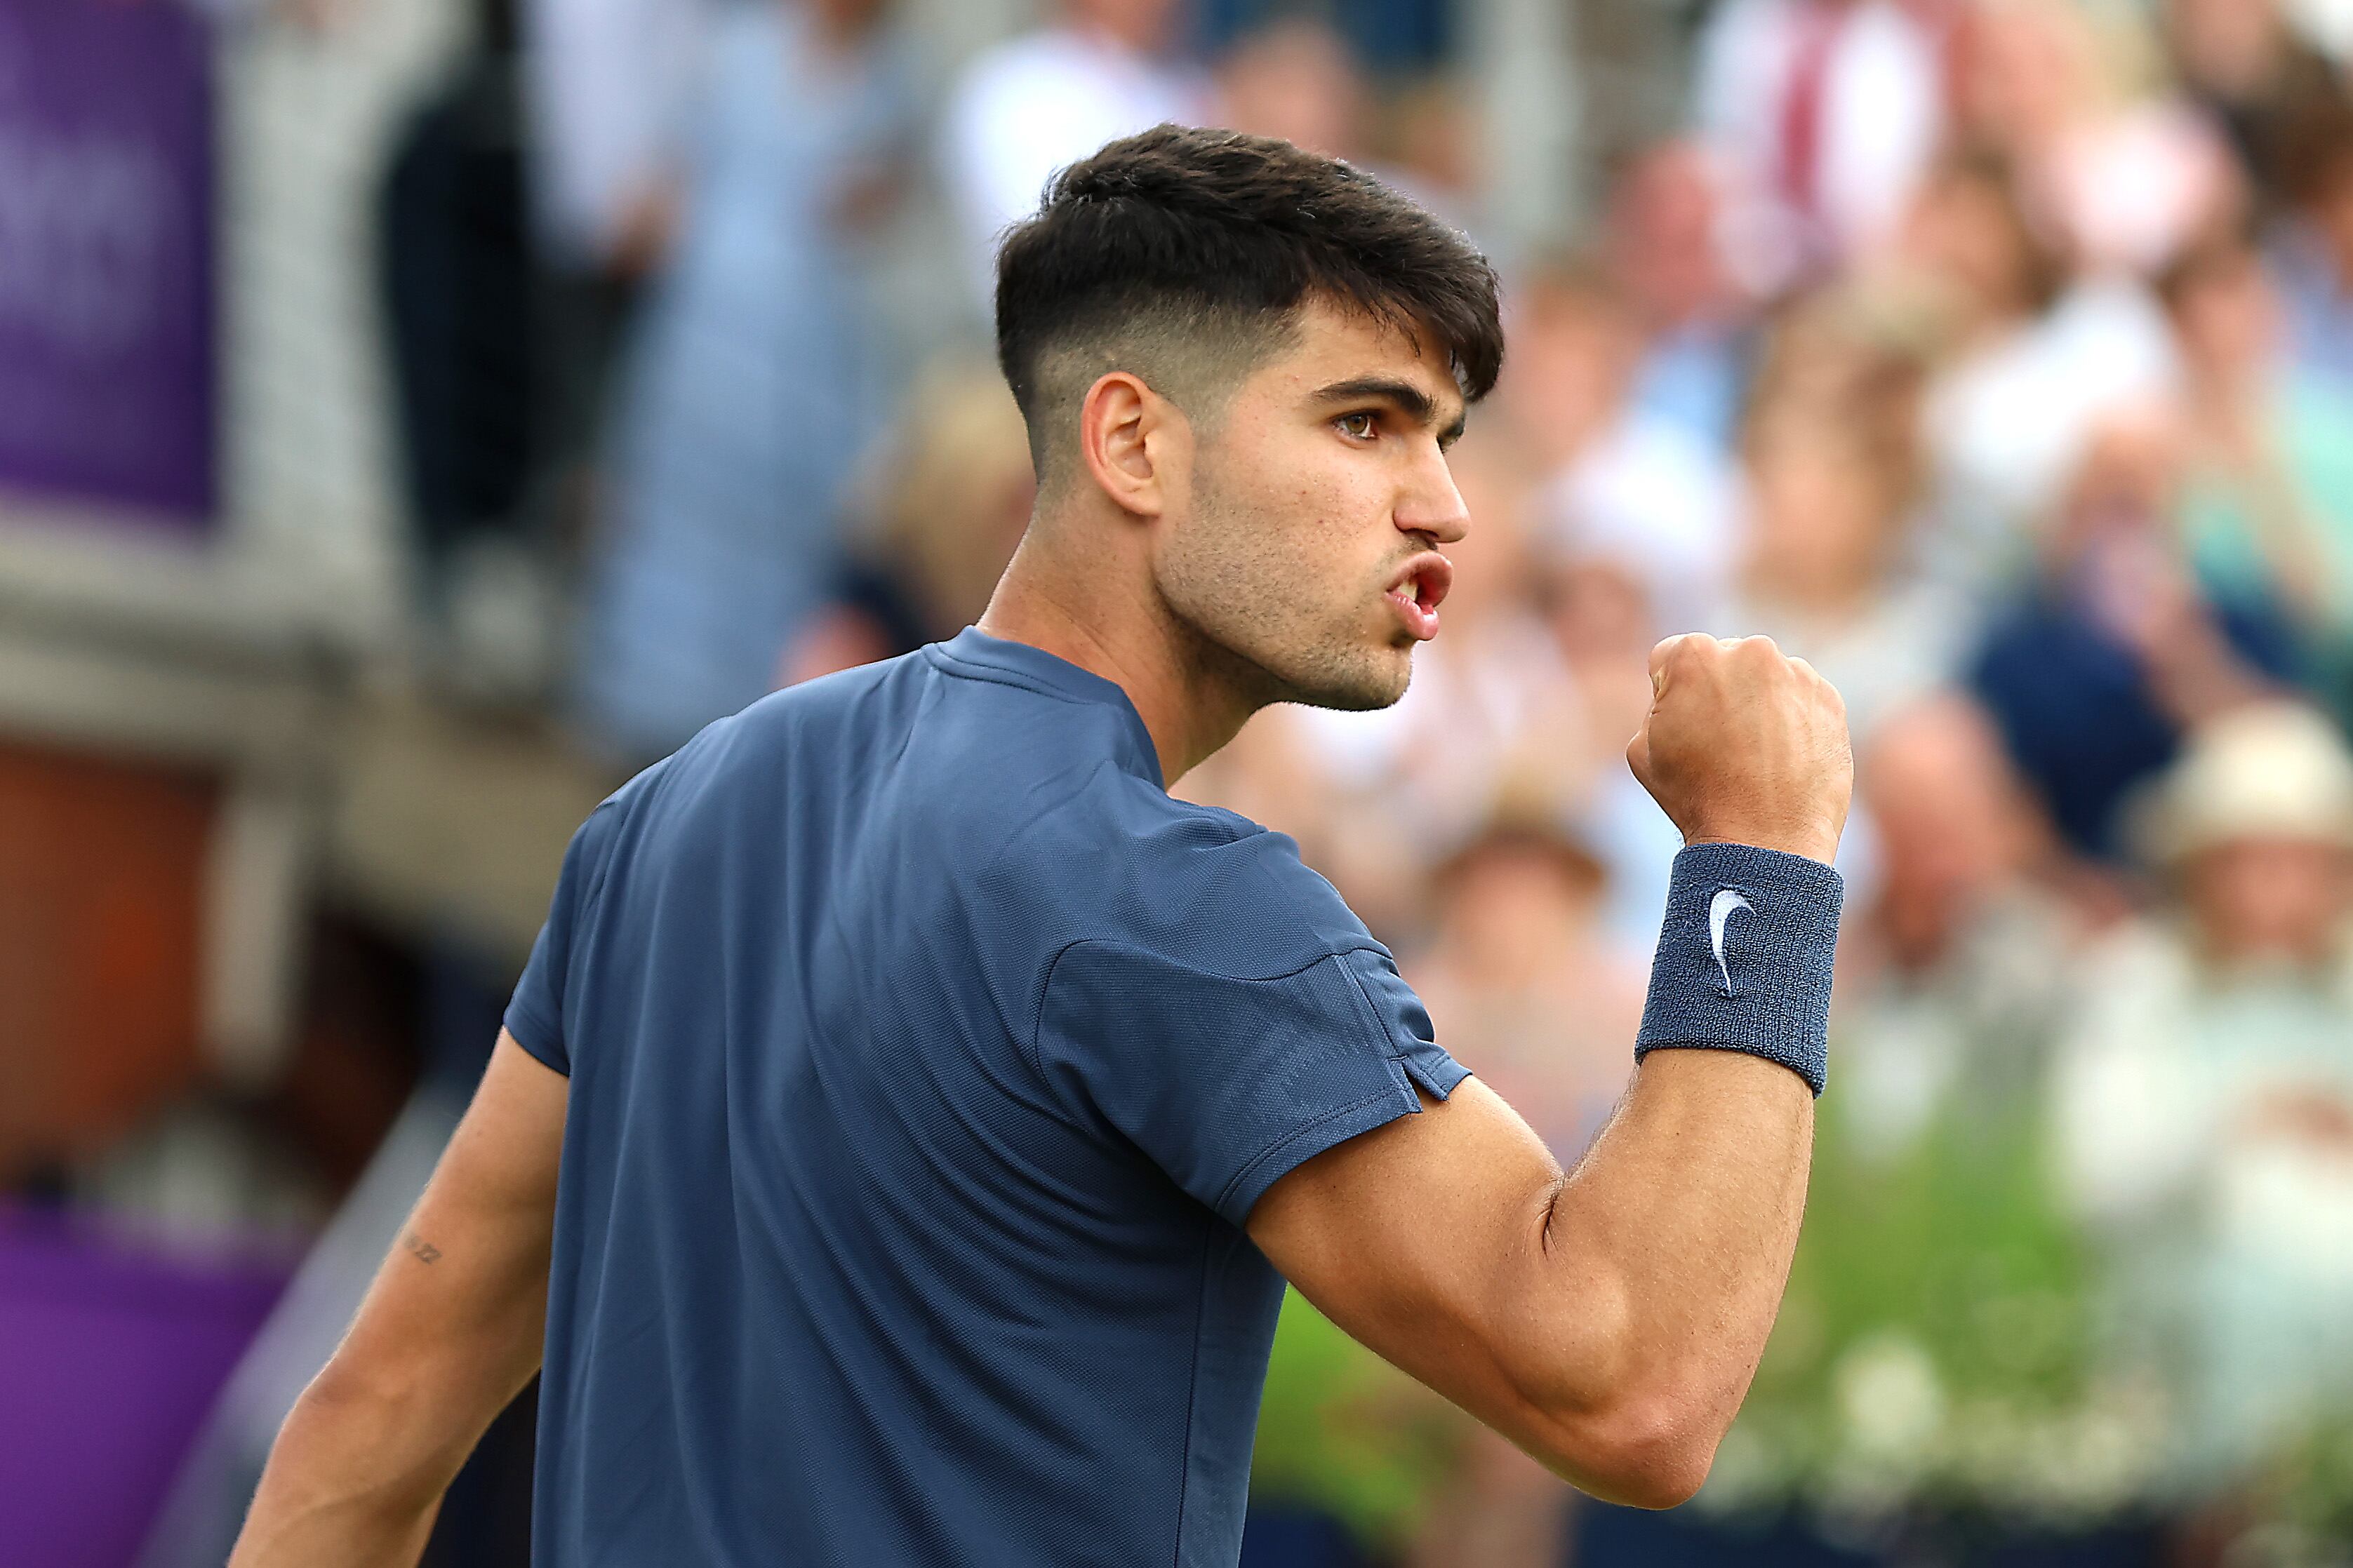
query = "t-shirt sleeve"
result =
(503, 800, 623, 1076)
(1034, 930, 1469, 1230)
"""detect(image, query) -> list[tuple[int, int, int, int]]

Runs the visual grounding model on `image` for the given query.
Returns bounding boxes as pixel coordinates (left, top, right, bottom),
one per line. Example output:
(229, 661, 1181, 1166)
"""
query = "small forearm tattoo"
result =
(403, 1231, 443, 1264)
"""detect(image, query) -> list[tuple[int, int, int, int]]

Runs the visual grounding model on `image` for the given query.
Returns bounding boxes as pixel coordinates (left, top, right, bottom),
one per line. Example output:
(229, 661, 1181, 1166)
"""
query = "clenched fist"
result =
(1627, 634, 1853, 866)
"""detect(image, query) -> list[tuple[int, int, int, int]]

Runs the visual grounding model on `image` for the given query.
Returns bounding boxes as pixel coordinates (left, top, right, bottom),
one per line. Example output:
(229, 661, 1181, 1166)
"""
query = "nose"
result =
(1397, 445, 1470, 547)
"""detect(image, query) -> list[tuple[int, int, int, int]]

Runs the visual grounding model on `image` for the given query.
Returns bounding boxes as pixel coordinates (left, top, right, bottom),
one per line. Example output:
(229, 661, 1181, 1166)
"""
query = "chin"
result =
(1288, 645, 1415, 712)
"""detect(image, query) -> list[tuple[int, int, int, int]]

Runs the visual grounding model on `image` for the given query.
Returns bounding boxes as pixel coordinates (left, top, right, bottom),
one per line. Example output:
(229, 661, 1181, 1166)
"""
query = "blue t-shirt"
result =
(505, 628, 1469, 1567)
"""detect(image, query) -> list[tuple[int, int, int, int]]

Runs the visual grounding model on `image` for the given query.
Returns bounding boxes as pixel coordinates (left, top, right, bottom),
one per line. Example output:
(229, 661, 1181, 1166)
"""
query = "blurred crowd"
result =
(23, 0, 2353, 1563)
(443, 0, 2353, 1562)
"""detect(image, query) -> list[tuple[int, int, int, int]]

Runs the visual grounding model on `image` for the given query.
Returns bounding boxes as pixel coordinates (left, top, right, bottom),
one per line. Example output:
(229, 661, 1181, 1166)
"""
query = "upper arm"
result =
(1250, 1046, 1820, 1510)
(1244, 1076, 1634, 1494)
(318, 1032, 567, 1454)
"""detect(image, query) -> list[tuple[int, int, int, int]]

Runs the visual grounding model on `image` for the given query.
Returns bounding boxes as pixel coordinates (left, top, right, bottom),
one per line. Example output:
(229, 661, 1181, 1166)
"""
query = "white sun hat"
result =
(2138, 702, 2353, 865)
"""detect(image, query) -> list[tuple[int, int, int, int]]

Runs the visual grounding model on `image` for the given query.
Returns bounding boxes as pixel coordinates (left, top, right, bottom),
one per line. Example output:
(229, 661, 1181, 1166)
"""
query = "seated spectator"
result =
(1514, 259, 1742, 639)
(1953, 0, 2243, 279)
(1972, 410, 2295, 859)
(1531, 538, 1686, 957)
(1405, 791, 1645, 1161)
(2161, 225, 2353, 714)
(1898, 147, 2181, 554)
(2053, 702, 2353, 1485)
(781, 362, 1035, 683)
(1725, 337, 1964, 742)
(1833, 693, 2084, 1156)
(1600, 139, 1757, 449)
(2163, 0, 2343, 204)
(2270, 95, 2353, 394)
(1395, 795, 1646, 1568)
(1213, 19, 1470, 235)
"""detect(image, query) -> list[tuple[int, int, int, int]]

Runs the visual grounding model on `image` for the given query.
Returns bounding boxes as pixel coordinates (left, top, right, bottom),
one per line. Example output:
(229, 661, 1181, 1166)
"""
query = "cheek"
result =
(1216, 435, 1367, 565)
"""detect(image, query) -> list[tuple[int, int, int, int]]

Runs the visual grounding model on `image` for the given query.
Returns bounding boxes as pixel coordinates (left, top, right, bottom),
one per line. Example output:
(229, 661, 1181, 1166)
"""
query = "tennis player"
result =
(232, 125, 1850, 1567)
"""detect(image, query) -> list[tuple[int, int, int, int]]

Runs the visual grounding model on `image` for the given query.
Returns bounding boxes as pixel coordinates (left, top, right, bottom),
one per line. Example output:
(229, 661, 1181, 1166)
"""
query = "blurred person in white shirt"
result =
(1953, 0, 2243, 279)
(1695, 0, 1955, 296)
(937, 0, 1208, 312)
(1832, 693, 2085, 1160)
(1495, 261, 1743, 952)
(1512, 259, 1742, 639)
(1725, 330, 1966, 743)
(524, 0, 716, 274)
(1707, 287, 1982, 745)
(1601, 139, 1757, 449)
(1898, 146, 2182, 558)
(573, 0, 912, 760)
(2053, 702, 2353, 1483)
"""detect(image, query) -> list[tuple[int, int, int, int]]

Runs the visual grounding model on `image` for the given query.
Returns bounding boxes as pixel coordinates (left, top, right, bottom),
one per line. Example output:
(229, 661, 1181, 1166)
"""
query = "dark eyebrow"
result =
(1310, 375, 1469, 445)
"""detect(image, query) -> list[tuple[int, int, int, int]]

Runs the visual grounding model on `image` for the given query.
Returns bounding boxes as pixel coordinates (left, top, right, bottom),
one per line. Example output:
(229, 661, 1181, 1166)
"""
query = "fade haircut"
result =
(994, 123, 1504, 487)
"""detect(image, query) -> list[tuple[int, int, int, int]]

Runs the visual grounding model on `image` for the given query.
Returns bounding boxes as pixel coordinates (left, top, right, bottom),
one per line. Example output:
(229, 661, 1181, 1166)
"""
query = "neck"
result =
(976, 527, 1263, 786)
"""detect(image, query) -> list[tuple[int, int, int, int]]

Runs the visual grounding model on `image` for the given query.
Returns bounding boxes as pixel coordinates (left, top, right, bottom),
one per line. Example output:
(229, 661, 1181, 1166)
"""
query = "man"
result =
(230, 126, 1851, 1567)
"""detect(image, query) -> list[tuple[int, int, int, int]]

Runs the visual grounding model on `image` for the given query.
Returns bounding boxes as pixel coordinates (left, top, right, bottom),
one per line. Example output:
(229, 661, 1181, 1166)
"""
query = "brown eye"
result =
(1338, 412, 1378, 441)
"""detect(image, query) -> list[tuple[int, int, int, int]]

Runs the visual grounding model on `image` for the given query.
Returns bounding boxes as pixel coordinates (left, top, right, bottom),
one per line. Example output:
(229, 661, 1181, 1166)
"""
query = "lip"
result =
(1384, 551, 1453, 641)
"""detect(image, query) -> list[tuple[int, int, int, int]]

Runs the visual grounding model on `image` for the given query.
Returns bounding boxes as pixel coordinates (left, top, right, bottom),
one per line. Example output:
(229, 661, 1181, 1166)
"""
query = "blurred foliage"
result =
(1251, 1287, 1460, 1550)
(2246, 1419, 2353, 1564)
(1705, 1078, 2165, 1526)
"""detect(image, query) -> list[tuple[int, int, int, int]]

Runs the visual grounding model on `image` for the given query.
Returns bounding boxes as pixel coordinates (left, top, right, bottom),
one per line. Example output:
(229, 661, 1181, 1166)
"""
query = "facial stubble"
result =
(1156, 448, 1418, 717)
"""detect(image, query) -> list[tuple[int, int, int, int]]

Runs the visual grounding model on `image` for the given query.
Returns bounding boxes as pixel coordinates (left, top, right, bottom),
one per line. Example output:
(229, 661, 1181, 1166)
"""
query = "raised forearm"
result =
(1522, 1048, 1814, 1496)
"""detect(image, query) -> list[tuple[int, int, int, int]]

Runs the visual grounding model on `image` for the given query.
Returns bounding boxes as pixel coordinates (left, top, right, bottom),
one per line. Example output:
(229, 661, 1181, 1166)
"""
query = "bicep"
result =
(327, 1031, 566, 1428)
(1246, 1077, 1618, 1476)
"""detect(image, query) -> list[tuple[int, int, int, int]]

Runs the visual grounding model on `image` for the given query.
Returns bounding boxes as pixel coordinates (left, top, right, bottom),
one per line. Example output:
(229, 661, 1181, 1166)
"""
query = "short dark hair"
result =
(994, 124, 1503, 478)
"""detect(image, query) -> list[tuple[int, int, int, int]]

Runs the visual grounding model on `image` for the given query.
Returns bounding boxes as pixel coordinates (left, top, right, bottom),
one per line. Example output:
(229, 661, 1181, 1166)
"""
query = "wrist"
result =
(1635, 843, 1845, 1095)
(1681, 826, 1840, 868)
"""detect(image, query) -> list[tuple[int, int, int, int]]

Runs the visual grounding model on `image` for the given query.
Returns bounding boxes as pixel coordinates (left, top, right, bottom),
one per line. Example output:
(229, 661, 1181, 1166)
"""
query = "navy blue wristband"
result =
(1634, 842, 1844, 1096)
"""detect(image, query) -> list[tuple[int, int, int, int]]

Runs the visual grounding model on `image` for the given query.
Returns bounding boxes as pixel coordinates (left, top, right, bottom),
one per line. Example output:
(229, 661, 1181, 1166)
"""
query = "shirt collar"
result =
(927, 627, 1164, 784)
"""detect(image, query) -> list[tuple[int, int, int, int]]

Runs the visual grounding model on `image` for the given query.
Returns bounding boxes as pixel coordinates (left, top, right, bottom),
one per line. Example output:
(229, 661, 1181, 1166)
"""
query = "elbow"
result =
(1497, 1250, 1736, 1508)
(1559, 1395, 1721, 1510)
(1507, 1337, 1724, 1510)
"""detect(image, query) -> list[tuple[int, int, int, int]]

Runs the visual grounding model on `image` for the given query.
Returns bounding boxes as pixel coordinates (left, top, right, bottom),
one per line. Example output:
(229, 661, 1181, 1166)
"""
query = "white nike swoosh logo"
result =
(1709, 889, 1752, 993)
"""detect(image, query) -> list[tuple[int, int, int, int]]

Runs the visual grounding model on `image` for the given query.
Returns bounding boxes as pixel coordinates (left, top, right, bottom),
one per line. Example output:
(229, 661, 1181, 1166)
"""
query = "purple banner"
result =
(0, 0, 215, 525)
(0, 1205, 288, 1568)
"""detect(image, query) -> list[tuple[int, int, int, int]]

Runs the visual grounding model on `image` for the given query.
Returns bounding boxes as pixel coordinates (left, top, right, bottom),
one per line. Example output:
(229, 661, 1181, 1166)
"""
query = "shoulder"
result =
(1000, 778, 1380, 981)
(694, 651, 925, 756)
(596, 655, 924, 833)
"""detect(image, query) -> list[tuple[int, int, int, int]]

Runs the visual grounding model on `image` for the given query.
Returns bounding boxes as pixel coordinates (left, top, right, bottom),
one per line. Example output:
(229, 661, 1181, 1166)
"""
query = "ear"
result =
(1076, 371, 1182, 520)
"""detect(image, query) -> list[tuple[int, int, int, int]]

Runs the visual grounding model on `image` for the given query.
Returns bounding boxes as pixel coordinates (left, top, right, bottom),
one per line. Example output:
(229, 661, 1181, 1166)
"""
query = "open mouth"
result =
(1385, 554, 1453, 641)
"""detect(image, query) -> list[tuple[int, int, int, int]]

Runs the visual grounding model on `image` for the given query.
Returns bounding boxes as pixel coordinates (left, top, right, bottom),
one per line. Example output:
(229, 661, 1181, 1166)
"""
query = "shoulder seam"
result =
(1022, 940, 1388, 1111)
(922, 650, 1108, 711)
(1211, 1085, 1408, 1221)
